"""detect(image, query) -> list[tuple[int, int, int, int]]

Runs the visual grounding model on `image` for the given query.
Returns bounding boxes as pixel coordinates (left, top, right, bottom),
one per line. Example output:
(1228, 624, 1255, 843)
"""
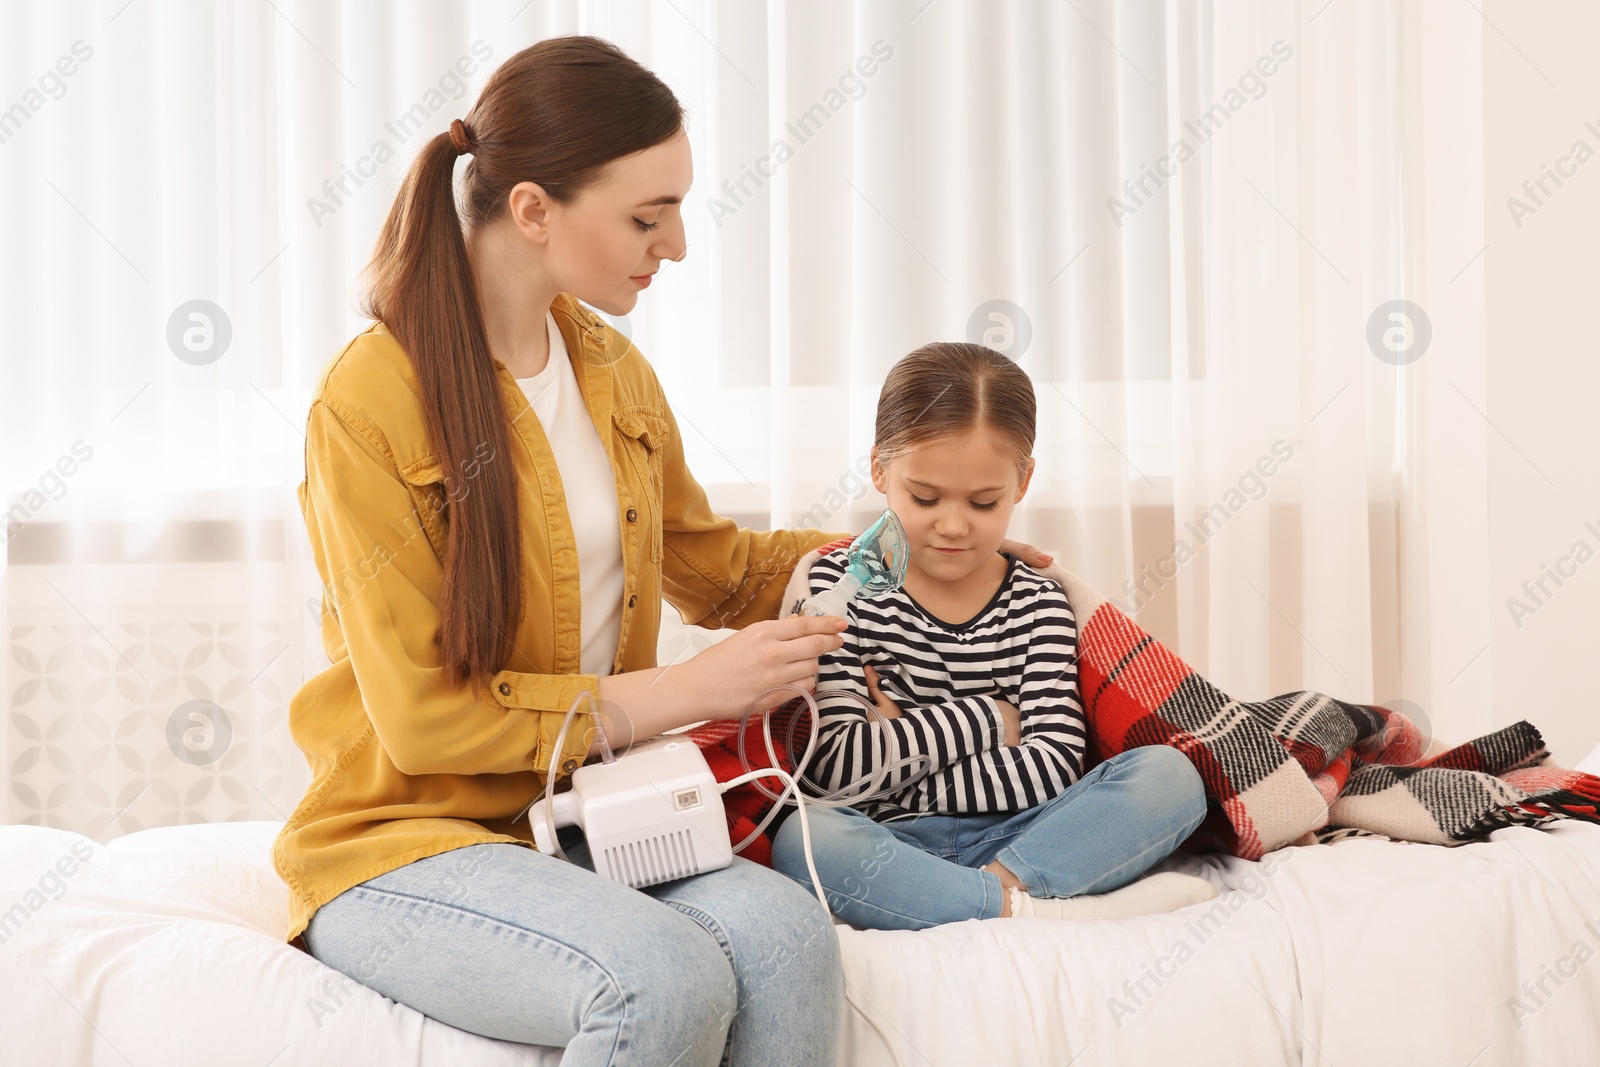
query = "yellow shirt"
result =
(272, 293, 842, 943)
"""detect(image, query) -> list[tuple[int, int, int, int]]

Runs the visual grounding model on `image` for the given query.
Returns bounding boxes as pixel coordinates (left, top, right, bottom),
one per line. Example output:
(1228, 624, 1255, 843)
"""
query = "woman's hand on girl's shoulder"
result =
(998, 538, 1054, 568)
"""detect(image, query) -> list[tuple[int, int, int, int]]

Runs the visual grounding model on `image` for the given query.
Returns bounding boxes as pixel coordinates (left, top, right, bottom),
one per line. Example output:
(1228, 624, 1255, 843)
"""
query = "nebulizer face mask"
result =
(797, 508, 911, 618)
(528, 508, 918, 899)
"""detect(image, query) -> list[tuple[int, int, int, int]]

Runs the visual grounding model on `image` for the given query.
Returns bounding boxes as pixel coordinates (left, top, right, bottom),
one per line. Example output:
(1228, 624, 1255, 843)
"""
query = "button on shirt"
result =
(515, 311, 625, 679)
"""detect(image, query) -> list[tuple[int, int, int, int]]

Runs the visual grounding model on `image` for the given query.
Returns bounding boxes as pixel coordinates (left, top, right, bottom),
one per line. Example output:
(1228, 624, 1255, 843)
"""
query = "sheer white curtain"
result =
(1198, 1, 1492, 749)
(702, 0, 1492, 744)
(1, 0, 1495, 837)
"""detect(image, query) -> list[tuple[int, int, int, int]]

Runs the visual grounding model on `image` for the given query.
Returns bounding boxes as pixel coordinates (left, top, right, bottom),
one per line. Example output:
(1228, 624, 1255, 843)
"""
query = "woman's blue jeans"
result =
(771, 745, 1208, 931)
(303, 830, 842, 1067)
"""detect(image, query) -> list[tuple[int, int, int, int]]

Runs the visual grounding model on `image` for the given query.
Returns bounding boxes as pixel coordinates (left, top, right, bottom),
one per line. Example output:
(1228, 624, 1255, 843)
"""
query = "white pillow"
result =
(1576, 738, 1600, 778)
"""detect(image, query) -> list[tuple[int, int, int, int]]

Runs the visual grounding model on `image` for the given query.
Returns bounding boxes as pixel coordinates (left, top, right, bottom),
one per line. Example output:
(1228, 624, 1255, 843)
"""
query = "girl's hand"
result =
(863, 664, 903, 720)
(686, 615, 848, 717)
(994, 699, 1023, 747)
(999, 538, 1054, 569)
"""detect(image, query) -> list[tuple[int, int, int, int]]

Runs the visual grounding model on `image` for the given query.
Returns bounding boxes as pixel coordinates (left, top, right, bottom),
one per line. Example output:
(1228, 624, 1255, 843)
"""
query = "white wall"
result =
(1484, 1, 1600, 767)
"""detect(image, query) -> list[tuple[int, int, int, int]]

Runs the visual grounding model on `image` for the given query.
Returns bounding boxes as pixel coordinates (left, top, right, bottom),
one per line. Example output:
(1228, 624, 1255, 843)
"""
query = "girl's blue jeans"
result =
(771, 745, 1209, 931)
(303, 830, 842, 1067)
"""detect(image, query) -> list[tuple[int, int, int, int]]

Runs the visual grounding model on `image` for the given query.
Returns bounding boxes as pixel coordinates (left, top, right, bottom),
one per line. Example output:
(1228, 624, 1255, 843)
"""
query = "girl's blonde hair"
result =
(874, 342, 1036, 475)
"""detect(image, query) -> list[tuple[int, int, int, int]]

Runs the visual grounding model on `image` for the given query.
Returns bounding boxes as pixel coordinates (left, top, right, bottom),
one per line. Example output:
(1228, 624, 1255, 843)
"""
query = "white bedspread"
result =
(4, 811, 1600, 1065)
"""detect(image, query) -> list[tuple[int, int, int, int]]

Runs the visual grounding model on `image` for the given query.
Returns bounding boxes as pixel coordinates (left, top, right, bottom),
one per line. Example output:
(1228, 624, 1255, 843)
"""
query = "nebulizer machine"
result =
(529, 508, 925, 914)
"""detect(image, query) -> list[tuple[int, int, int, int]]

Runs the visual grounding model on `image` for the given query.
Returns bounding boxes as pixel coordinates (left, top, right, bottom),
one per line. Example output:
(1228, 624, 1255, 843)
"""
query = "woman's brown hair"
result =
(874, 342, 1037, 474)
(359, 36, 684, 690)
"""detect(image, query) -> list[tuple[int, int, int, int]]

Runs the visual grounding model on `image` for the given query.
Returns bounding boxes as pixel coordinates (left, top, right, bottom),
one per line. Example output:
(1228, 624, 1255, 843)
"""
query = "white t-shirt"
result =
(515, 312, 624, 678)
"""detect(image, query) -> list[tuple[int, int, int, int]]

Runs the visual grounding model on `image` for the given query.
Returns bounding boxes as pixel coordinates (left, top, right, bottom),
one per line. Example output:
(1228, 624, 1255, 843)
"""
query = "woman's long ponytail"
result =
(361, 129, 519, 694)
(357, 36, 683, 691)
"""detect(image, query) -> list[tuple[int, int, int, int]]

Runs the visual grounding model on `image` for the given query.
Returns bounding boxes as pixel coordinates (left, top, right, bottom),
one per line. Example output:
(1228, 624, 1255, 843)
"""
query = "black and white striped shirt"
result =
(802, 548, 1086, 821)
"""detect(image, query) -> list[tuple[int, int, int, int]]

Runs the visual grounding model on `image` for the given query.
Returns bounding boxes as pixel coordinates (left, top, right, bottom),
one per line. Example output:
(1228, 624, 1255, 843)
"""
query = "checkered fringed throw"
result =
(687, 543, 1600, 864)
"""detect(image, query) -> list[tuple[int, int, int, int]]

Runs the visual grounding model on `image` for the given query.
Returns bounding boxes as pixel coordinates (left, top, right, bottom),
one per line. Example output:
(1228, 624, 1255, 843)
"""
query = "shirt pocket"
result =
(612, 408, 667, 563)
(398, 456, 451, 563)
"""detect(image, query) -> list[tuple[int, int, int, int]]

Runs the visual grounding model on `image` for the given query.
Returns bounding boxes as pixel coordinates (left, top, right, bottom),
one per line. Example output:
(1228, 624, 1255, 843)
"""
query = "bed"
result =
(5, 757, 1600, 1066)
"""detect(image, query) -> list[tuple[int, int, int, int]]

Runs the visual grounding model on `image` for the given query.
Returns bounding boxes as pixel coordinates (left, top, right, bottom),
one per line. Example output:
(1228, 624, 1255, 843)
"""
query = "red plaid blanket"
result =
(689, 542, 1600, 863)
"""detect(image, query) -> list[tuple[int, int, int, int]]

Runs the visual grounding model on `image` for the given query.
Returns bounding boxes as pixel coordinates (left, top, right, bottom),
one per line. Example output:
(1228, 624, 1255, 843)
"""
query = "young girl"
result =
(771, 342, 1218, 931)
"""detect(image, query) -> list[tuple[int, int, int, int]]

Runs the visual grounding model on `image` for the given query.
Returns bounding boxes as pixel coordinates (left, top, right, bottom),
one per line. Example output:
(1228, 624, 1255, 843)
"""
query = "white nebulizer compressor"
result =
(527, 508, 917, 905)
(531, 735, 732, 888)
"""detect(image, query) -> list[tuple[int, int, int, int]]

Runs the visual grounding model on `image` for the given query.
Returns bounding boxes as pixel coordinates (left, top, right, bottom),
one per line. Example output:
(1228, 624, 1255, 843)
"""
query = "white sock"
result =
(1007, 871, 1218, 920)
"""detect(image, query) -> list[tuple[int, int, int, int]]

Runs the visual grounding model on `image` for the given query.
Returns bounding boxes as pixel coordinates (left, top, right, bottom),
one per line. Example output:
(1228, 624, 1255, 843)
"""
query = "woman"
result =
(272, 35, 1054, 1066)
